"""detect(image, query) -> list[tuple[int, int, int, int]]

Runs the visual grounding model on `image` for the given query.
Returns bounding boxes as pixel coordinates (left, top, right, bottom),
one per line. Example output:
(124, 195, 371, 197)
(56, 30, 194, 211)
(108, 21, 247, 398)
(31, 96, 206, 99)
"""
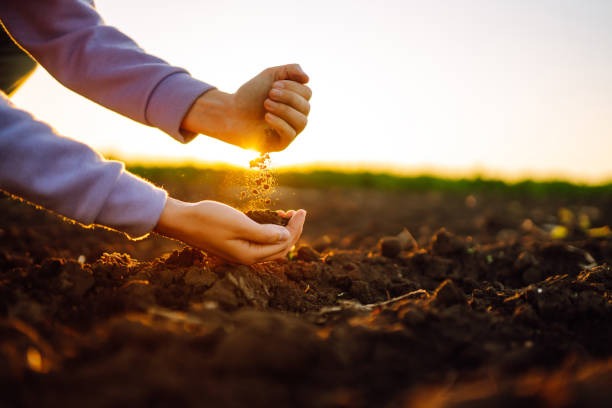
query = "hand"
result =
(153, 198, 306, 265)
(181, 64, 312, 152)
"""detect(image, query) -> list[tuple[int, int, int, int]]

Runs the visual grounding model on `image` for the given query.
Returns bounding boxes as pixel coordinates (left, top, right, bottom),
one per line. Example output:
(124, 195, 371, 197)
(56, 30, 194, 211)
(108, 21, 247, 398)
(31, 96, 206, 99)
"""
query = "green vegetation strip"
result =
(127, 165, 612, 199)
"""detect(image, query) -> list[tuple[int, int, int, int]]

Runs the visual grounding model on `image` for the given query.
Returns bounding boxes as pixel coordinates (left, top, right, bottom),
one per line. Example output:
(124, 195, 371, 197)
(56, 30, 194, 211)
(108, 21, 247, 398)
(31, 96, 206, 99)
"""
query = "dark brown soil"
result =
(245, 210, 289, 226)
(1, 183, 612, 408)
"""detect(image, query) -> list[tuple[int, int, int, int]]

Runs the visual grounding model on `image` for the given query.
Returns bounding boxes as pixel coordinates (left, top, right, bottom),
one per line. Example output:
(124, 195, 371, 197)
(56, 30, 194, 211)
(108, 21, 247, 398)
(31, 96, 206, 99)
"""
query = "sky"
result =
(11, 0, 612, 182)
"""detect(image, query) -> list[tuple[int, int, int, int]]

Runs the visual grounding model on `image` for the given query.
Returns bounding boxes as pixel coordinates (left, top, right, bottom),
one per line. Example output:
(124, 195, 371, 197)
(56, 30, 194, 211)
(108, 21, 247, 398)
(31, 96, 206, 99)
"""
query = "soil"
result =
(1, 182, 612, 408)
(245, 210, 290, 226)
(242, 153, 277, 209)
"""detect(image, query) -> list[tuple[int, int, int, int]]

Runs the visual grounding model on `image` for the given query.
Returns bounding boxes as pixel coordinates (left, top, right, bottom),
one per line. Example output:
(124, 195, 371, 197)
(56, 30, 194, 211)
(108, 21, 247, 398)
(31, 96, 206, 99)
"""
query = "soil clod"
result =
(245, 210, 289, 226)
(295, 245, 321, 262)
(379, 236, 402, 258)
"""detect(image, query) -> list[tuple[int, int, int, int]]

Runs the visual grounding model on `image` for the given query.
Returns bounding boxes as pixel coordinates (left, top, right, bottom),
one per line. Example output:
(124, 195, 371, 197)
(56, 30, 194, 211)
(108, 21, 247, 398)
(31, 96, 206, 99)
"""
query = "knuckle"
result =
(300, 116, 308, 130)
(284, 91, 297, 105)
(264, 99, 275, 111)
(304, 86, 312, 100)
(269, 88, 282, 99)
(284, 127, 297, 141)
(275, 102, 290, 116)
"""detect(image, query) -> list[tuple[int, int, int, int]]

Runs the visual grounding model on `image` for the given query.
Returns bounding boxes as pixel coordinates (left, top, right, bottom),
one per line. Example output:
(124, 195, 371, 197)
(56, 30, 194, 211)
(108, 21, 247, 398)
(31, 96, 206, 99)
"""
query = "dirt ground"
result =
(1, 173, 612, 408)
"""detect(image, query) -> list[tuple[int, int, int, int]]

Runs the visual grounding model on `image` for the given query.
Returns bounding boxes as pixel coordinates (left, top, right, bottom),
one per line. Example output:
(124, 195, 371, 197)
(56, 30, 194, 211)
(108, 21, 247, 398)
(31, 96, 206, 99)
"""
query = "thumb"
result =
(286, 209, 307, 245)
(244, 222, 291, 244)
(275, 64, 309, 84)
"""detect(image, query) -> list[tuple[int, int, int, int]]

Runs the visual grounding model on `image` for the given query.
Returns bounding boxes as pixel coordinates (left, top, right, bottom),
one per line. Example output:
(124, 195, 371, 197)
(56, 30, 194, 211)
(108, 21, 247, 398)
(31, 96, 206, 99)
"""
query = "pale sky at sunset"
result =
(12, 0, 612, 182)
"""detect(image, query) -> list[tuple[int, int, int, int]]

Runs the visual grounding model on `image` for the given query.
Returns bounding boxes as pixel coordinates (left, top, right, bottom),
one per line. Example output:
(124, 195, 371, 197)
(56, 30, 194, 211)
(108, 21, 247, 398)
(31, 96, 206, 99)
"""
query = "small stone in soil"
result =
(432, 279, 466, 307)
(295, 245, 321, 262)
(431, 228, 464, 256)
(245, 210, 289, 226)
(397, 228, 418, 251)
(379, 237, 402, 258)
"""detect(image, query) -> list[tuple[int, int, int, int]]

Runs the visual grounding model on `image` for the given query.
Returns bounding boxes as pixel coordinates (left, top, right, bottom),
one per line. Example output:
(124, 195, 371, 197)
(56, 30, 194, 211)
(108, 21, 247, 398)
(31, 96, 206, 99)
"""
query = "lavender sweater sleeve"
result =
(0, 0, 215, 142)
(0, 0, 215, 237)
(0, 93, 167, 238)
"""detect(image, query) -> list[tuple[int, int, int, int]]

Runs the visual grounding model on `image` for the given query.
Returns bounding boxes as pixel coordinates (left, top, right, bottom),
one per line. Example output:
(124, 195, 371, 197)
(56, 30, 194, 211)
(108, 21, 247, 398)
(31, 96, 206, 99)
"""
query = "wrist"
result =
(153, 197, 189, 238)
(180, 89, 236, 141)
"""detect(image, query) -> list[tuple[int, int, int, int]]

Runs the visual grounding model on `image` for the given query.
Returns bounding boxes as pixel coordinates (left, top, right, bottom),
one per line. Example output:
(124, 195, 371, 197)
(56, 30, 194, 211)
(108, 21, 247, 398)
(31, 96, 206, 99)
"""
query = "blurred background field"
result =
(3, 164, 612, 407)
(4, 163, 611, 263)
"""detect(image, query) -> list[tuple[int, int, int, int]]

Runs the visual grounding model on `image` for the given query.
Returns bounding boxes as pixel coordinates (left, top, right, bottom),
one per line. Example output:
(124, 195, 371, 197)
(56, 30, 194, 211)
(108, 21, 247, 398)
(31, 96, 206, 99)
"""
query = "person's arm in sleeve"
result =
(0, 0, 313, 152)
(0, 95, 306, 263)
(0, 93, 167, 238)
(0, 0, 213, 143)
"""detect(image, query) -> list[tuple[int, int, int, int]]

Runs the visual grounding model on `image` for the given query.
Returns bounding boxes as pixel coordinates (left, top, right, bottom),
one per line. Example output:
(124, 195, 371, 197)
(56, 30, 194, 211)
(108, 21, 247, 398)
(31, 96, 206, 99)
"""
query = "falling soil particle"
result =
(249, 153, 271, 170)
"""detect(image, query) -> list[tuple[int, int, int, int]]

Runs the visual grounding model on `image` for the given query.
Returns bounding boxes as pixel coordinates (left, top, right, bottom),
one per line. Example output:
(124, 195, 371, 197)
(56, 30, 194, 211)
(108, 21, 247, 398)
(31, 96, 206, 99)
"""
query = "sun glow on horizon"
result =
(11, 0, 612, 183)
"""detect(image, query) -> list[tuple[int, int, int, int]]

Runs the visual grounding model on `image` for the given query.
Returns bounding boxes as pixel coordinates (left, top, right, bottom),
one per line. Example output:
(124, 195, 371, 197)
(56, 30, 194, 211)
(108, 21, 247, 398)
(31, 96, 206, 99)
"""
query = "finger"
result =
(272, 80, 312, 101)
(258, 248, 292, 263)
(198, 244, 245, 265)
(268, 87, 310, 115)
(239, 218, 291, 244)
(264, 99, 307, 134)
(274, 64, 309, 84)
(241, 238, 293, 264)
(286, 209, 306, 245)
(244, 210, 307, 262)
(257, 210, 307, 263)
(264, 113, 297, 147)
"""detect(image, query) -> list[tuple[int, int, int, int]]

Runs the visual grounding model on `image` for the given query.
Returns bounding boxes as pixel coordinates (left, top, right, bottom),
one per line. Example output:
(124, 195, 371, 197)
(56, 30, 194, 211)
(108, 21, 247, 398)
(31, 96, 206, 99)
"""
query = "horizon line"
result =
(112, 154, 612, 186)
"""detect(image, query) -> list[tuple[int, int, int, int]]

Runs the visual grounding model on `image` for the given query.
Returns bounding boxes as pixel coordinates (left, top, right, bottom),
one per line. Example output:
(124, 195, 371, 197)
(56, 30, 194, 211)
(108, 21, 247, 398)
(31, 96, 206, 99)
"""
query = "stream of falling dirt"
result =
(239, 152, 278, 211)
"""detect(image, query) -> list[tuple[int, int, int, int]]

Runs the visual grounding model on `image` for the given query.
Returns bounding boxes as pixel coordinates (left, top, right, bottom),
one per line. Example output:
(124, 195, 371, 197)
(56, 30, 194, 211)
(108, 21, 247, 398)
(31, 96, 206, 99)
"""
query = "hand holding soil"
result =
(181, 64, 312, 152)
(154, 198, 306, 264)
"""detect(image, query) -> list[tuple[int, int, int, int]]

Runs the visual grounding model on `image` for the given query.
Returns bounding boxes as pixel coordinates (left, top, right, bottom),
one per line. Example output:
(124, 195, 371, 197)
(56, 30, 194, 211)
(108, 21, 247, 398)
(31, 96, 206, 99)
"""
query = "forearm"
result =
(0, 0, 214, 142)
(0, 94, 166, 238)
(153, 197, 189, 238)
(180, 90, 239, 146)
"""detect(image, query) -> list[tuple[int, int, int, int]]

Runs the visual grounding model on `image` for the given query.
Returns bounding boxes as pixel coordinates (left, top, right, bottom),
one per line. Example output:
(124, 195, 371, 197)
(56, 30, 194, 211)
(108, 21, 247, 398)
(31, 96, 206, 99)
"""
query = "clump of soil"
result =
(245, 210, 289, 226)
(378, 236, 402, 257)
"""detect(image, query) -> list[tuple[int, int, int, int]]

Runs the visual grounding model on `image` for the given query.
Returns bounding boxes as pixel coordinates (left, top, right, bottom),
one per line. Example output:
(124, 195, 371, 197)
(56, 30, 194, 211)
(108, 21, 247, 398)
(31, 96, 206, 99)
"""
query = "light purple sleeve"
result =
(0, 0, 215, 142)
(0, 0, 220, 237)
(0, 93, 167, 238)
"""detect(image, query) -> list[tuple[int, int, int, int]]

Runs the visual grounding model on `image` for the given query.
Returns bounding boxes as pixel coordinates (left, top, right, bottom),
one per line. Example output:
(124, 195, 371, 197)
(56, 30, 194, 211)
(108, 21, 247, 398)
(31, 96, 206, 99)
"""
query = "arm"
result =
(181, 65, 313, 152)
(0, 0, 312, 152)
(0, 93, 166, 238)
(0, 0, 213, 143)
(0, 94, 306, 262)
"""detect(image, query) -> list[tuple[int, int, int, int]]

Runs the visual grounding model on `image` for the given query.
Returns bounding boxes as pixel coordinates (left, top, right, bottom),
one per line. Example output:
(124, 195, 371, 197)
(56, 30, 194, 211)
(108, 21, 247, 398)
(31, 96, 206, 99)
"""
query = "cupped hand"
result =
(181, 64, 312, 152)
(153, 198, 306, 265)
